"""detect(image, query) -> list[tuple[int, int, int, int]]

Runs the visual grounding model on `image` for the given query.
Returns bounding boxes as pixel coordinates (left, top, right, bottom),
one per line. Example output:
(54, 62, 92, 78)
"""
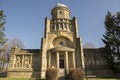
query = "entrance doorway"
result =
(59, 55, 64, 68)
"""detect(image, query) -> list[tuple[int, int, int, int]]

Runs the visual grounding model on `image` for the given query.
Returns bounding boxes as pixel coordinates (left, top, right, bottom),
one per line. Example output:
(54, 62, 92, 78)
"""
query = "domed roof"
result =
(56, 3, 67, 8)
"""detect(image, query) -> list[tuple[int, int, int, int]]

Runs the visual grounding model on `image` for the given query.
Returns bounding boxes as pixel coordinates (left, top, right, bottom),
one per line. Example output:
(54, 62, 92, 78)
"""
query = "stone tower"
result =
(40, 3, 85, 78)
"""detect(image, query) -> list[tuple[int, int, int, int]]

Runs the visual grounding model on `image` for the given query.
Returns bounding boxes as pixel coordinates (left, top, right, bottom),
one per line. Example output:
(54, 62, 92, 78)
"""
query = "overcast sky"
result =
(0, 0, 120, 49)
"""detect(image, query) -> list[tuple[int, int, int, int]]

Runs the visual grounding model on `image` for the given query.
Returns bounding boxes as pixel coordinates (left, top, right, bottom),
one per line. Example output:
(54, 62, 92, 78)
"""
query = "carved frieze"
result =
(15, 55, 32, 68)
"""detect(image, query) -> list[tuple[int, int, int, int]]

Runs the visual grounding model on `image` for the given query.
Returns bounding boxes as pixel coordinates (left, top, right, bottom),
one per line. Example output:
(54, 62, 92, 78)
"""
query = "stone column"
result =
(65, 51, 68, 69)
(56, 52, 59, 68)
(63, 23, 65, 30)
(67, 24, 69, 31)
(58, 24, 60, 30)
(48, 52, 51, 68)
(54, 25, 56, 31)
(72, 51, 76, 68)
(22, 55, 24, 67)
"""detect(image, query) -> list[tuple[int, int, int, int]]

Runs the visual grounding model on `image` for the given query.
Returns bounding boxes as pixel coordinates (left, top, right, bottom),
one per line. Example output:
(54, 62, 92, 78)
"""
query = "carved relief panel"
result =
(24, 55, 31, 68)
(15, 55, 22, 67)
(15, 54, 32, 68)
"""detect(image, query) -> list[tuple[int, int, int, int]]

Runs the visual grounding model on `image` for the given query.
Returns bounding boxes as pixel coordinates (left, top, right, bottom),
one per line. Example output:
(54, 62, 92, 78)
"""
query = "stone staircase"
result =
(58, 69, 67, 80)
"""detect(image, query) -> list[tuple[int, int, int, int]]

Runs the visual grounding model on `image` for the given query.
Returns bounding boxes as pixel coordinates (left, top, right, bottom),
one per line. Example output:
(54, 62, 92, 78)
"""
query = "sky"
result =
(0, 0, 120, 49)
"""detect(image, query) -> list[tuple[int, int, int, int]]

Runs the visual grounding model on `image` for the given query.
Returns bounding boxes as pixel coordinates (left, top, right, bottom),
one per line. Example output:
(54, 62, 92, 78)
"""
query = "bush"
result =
(45, 68, 59, 80)
(67, 68, 85, 80)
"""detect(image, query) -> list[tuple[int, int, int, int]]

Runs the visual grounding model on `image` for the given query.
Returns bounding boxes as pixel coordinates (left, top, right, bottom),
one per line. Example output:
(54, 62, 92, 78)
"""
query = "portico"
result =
(47, 47, 76, 70)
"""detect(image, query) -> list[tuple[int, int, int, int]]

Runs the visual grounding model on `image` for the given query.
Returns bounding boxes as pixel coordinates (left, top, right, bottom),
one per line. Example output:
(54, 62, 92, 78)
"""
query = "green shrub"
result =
(67, 68, 85, 80)
(45, 68, 58, 80)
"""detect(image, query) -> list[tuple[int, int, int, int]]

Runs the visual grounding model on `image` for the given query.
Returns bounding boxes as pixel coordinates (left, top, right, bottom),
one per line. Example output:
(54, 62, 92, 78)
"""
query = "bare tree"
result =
(4, 37, 25, 49)
(3, 37, 25, 57)
(83, 42, 95, 48)
(0, 37, 25, 70)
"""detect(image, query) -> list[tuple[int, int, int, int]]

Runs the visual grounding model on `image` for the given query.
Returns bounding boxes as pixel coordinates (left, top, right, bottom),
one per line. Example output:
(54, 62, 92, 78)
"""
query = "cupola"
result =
(51, 3, 70, 19)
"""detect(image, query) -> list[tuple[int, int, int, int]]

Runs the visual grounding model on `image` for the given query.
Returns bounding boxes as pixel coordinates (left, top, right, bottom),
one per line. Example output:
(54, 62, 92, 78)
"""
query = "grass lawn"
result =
(0, 78, 46, 80)
(0, 78, 119, 80)
(86, 78, 120, 80)
(0, 78, 29, 80)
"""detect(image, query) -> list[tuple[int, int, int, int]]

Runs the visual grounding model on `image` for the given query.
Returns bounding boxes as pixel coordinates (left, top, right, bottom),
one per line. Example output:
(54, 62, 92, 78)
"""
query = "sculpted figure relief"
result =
(24, 55, 30, 68)
(15, 56, 22, 67)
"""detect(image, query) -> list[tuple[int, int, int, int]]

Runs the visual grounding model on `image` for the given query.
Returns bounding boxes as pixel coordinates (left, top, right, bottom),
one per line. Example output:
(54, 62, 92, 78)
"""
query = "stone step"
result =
(58, 69, 66, 77)
(58, 77, 66, 80)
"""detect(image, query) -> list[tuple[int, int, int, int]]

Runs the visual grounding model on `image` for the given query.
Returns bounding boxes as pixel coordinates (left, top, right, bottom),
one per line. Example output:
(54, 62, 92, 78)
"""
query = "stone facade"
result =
(40, 3, 84, 78)
(7, 3, 114, 79)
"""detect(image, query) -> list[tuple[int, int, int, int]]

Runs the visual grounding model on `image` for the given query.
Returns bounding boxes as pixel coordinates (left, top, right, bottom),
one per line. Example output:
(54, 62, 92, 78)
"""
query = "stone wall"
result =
(7, 70, 40, 78)
(83, 48, 116, 77)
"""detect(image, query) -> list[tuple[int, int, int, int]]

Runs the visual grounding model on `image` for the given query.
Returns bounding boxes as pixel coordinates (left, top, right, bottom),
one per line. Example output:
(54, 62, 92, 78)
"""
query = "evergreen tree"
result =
(0, 10, 7, 70)
(102, 11, 120, 73)
(0, 10, 6, 46)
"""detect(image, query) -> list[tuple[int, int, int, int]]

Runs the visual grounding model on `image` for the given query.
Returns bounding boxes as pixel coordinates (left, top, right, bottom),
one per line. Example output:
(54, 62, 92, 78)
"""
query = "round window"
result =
(59, 11, 63, 14)
(59, 41, 64, 46)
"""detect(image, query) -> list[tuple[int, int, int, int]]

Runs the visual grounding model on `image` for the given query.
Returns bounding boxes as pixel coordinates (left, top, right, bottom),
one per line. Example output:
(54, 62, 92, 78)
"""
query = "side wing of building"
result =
(7, 48, 41, 78)
(83, 48, 115, 77)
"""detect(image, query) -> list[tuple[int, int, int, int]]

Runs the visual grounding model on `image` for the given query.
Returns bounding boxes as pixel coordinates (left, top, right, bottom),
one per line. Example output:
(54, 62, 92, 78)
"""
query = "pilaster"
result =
(40, 38, 47, 79)
(48, 52, 51, 68)
(79, 38, 85, 69)
(44, 17, 50, 38)
(72, 17, 78, 38)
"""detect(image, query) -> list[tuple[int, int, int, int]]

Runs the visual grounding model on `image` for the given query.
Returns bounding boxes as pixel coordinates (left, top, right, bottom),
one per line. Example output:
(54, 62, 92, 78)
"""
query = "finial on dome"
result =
(56, 3, 67, 7)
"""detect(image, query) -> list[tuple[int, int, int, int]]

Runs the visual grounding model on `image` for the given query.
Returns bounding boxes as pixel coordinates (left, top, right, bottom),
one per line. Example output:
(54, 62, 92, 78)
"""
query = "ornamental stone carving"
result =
(15, 56, 22, 67)
(24, 55, 30, 68)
